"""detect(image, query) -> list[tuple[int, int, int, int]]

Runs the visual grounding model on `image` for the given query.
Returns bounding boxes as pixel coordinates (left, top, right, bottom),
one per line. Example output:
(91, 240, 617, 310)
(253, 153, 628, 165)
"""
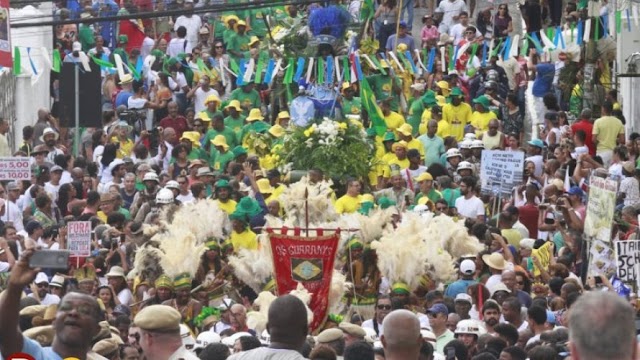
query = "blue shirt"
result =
(115, 90, 133, 108)
(13, 335, 64, 360)
(444, 279, 477, 298)
(385, 34, 416, 53)
(532, 63, 555, 97)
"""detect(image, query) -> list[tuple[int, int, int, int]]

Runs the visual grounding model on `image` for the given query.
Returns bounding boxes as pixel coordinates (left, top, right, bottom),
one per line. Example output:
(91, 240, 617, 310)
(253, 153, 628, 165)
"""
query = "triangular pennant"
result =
(40, 47, 52, 71)
(293, 57, 305, 82)
(13, 47, 21, 75)
(317, 57, 325, 84)
(326, 56, 333, 84)
(91, 55, 115, 68)
(263, 59, 275, 84)
(52, 49, 61, 73)
(305, 57, 314, 84)
(254, 57, 266, 84)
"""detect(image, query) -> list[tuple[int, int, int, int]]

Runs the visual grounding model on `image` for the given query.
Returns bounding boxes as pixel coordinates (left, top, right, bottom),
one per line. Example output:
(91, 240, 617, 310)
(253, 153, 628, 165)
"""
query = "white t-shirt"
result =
(167, 38, 192, 58)
(44, 182, 61, 202)
(177, 192, 195, 204)
(170, 73, 189, 94)
(28, 293, 61, 305)
(526, 154, 544, 177)
(455, 195, 485, 219)
(117, 288, 133, 306)
(449, 23, 481, 45)
(173, 15, 202, 49)
(193, 87, 220, 114)
(485, 273, 503, 290)
(401, 166, 428, 192)
(0, 261, 9, 272)
(2, 200, 24, 232)
(228, 347, 306, 360)
(436, 0, 468, 33)
(362, 319, 383, 336)
(60, 170, 73, 185)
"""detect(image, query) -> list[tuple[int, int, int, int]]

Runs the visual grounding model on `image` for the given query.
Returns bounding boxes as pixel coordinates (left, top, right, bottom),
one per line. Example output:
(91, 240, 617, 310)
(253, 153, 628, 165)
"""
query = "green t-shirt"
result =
(230, 88, 262, 114)
(224, 114, 246, 138)
(414, 188, 443, 205)
(227, 32, 251, 58)
(223, 28, 237, 46)
(204, 127, 238, 149)
(441, 188, 461, 208)
(246, 9, 268, 38)
(408, 98, 425, 134)
(342, 97, 362, 116)
(368, 74, 399, 111)
(187, 147, 209, 161)
(209, 149, 235, 172)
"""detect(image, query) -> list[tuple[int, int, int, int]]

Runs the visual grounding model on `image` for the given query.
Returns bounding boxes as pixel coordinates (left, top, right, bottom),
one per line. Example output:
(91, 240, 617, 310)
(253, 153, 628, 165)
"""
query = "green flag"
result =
(52, 49, 61, 73)
(360, 0, 374, 21)
(13, 47, 21, 75)
(360, 76, 386, 136)
(90, 55, 115, 68)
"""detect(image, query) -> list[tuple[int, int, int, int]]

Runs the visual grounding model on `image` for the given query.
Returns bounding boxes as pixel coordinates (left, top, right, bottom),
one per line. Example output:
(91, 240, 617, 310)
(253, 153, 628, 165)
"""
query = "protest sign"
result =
(532, 241, 553, 277)
(584, 176, 618, 241)
(270, 231, 340, 332)
(615, 240, 640, 283)
(589, 239, 616, 276)
(480, 150, 524, 195)
(67, 221, 92, 257)
(0, 157, 30, 181)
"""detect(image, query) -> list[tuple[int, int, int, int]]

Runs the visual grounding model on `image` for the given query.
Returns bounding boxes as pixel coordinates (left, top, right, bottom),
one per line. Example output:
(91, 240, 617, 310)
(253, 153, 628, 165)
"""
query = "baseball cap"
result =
(454, 293, 472, 304)
(567, 186, 584, 197)
(460, 259, 476, 275)
(399, 20, 408, 28)
(527, 139, 544, 148)
(426, 303, 448, 316)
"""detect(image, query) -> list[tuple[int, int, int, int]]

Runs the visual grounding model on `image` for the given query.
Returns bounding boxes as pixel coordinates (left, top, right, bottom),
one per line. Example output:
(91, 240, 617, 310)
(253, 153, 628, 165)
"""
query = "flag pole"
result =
(394, 0, 404, 51)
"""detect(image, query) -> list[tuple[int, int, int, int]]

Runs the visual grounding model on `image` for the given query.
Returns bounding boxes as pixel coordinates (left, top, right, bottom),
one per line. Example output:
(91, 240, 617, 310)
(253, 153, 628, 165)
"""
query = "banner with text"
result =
(615, 240, 640, 285)
(67, 221, 92, 257)
(584, 176, 618, 241)
(269, 231, 340, 332)
(0, 157, 30, 181)
(479, 150, 524, 195)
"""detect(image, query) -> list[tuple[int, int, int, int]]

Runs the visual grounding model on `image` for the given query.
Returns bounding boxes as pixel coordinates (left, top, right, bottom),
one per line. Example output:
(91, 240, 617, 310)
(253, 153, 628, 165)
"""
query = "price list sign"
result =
(0, 157, 31, 181)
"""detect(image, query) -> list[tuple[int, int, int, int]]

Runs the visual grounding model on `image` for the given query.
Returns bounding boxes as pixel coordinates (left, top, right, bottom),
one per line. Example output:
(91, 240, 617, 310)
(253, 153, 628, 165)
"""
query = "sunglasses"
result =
(377, 304, 392, 310)
(37, 283, 48, 288)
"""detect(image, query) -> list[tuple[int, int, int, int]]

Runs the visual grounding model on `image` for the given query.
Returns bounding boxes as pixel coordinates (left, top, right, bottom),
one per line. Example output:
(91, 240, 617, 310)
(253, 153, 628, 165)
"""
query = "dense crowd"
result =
(0, 0, 635, 359)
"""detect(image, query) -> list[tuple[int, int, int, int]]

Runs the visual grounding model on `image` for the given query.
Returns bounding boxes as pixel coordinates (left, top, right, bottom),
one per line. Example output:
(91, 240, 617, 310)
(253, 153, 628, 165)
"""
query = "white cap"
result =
(34, 272, 49, 285)
(460, 259, 476, 275)
(454, 293, 472, 304)
(72, 41, 82, 52)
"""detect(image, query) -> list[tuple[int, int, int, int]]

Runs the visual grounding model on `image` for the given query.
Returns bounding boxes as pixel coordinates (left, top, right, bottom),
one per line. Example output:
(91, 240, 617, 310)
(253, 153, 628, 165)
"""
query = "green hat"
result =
(229, 211, 249, 223)
(166, 57, 179, 67)
(232, 146, 248, 158)
(382, 132, 396, 142)
(391, 282, 411, 295)
(215, 179, 231, 189)
(205, 239, 220, 250)
(251, 121, 270, 134)
(235, 196, 262, 217)
(450, 87, 464, 97)
(378, 197, 396, 209)
(366, 128, 377, 138)
(118, 34, 128, 44)
(358, 201, 375, 215)
(173, 273, 192, 289)
(347, 238, 364, 250)
(472, 95, 490, 109)
(422, 90, 437, 107)
(151, 49, 164, 58)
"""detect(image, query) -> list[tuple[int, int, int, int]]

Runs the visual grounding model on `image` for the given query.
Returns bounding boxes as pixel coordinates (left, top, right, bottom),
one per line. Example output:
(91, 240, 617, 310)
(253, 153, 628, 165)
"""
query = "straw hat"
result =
(225, 100, 242, 112)
(268, 124, 285, 138)
(211, 135, 229, 150)
(246, 108, 264, 122)
(397, 124, 413, 137)
(482, 253, 506, 270)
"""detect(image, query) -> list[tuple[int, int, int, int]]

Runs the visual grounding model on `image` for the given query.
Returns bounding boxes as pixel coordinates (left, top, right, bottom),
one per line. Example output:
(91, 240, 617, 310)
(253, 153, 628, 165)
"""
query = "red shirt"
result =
(571, 120, 595, 156)
(159, 116, 189, 138)
(518, 203, 539, 238)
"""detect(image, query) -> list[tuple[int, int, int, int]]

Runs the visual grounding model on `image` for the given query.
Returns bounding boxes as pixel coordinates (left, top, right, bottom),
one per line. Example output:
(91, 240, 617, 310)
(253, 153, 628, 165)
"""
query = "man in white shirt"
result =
(2, 183, 24, 232)
(44, 165, 64, 202)
(449, 12, 480, 45)
(455, 176, 485, 222)
(0, 237, 15, 272)
(167, 26, 192, 57)
(176, 175, 195, 203)
(436, 0, 468, 34)
(28, 272, 61, 305)
(525, 139, 545, 178)
(140, 27, 155, 59)
(187, 75, 219, 113)
(173, 0, 202, 50)
(0, 118, 10, 157)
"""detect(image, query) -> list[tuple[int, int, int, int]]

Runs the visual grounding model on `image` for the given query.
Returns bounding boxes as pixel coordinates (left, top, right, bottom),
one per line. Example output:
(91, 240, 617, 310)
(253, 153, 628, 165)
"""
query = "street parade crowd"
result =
(0, 0, 637, 359)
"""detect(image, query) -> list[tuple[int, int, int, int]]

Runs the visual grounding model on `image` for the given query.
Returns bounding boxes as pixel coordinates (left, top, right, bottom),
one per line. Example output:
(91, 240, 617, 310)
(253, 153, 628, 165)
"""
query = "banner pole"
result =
(305, 187, 309, 236)
(394, 0, 404, 51)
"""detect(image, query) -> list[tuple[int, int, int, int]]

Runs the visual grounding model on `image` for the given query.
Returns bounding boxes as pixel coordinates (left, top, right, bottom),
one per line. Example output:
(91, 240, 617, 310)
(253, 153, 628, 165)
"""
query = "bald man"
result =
(381, 309, 422, 360)
(229, 295, 308, 359)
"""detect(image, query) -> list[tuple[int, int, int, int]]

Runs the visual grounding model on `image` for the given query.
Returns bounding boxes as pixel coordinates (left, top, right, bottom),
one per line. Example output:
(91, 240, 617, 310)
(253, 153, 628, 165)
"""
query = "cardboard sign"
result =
(67, 221, 92, 257)
(479, 150, 524, 195)
(615, 240, 640, 283)
(532, 241, 553, 277)
(0, 157, 30, 181)
(584, 176, 618, 241)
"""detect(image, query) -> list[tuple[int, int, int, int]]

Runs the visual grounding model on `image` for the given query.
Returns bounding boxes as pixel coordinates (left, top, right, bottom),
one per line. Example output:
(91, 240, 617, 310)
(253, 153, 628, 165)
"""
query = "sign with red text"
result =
(269, 231, 340, 331)
(0, 157, 30, 181)
(67, 221, 92, 257)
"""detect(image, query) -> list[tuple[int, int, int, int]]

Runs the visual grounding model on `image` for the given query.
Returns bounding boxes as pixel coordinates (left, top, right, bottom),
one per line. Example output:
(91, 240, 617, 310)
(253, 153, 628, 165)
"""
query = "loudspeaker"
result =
(59, 60, 102, 128)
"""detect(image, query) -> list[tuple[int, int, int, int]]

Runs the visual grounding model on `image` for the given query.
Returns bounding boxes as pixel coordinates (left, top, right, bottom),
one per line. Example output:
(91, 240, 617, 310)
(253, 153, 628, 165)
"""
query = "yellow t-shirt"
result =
(419, 108, 433, 135)
(470, 111, 495, 136)
(334, 194, 362, 214)
(230, 229, 258, 251)
(443, 103, 472, 141)
(406, 138, 425, 158)
(111, 137, 134, 158)
(215, 199, 237, 215)
(387, 155, 410, 170)
(593, 115, 624, 152)
(436, 120, 452, 138)
(384, 111, 406, 132)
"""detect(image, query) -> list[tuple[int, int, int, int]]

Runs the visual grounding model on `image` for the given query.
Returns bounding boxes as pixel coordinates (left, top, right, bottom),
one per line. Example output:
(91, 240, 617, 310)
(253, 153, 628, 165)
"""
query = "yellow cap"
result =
(225, 100, 242, 112)
(397, 123, 413, 137)
(211, 135, 229, 150)
(224, 15, 239, 27)
(246, 108, 264, 122)
(277, 110, 290, 120)
(205, 94, 221, 106)
(269, 124, 285, 138)
(436, 95, 446, 107)
(180, 131, 201, 147)
(196, 111, 212, 121)
(249, 36, 260, 47)
(256, 178, 274, 194)
(234, 20, 247, 30)
(415, 172, 433, 182)
(436, 81, 450, 97)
